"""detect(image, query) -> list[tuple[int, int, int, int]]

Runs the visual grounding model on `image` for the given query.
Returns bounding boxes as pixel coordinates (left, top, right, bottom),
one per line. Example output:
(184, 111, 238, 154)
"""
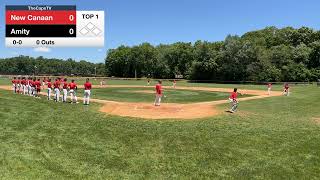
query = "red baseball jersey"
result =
(47, 82, 52, 88)
(69, 82, 77, 90)
(156, 84, 162, 95)
(63, 82, 68, 89)
(84, 82, 92, 90)
(284, 84, 289, 89)
(35, 81, 41, 89)
(54, 81, 60, 89)
(230, 92, 237, 100)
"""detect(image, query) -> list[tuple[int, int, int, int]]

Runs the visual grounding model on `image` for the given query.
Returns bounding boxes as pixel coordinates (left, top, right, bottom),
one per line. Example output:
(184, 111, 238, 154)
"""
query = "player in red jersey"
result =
(21, 77, 27, 95)
(154, 80, 162, 106)
(68, 79, 78, 103)
(228, 88, 239, 113)
(62, 78, 68, 103)
(30, 78, 36, 97)
(19, 77, 23, 94)
(54, 78, 61, 102)
(29, 78, 34, 96)
(60, 77, 64, 85)
(267, 83, 272, 95)
(83, 78, 92, 105)
(47, 79, 52, 100)
(283, 83, 290, 96)
(34, 78, 41, 98)
(12, 77, 17, 94)
(27, 77, 32, 96)
(16, 77, 21, 94)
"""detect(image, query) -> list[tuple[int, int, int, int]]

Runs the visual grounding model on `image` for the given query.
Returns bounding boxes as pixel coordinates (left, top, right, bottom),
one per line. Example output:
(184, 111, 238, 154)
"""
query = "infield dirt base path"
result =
(0, 85, 282, 120)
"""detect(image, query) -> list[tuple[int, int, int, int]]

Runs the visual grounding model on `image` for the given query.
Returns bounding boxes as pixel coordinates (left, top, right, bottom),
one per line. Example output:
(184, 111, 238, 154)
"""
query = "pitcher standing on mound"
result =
(154, 80, 162, 106)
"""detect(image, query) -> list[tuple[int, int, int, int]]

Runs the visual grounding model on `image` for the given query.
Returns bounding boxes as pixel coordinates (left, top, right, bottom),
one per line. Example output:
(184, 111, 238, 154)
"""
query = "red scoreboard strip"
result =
(6, 10, 76, 25)
(6, 5, 76, 37)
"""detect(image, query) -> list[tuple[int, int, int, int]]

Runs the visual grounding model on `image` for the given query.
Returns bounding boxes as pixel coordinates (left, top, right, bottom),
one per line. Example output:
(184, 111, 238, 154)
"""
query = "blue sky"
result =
(1, 0, 319, 63)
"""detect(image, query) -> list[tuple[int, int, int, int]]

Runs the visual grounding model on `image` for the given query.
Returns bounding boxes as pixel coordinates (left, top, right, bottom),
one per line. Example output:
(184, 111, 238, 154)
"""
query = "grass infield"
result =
(75, 87, 252, 103)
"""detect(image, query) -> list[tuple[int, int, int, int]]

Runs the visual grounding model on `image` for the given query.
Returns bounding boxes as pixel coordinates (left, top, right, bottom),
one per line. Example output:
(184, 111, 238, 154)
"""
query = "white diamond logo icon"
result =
(80, 28, 89, 35)
(92, 28, 101, 35)
(86, 22, 95, 30)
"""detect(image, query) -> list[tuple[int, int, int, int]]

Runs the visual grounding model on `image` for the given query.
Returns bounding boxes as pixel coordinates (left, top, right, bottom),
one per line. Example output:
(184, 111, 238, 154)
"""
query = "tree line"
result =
(0, 56, 105, 76)
(105, 26, 320, 82)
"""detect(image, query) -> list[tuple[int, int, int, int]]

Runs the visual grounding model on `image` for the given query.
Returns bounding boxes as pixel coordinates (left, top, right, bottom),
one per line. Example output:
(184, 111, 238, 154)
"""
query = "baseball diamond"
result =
(1, 0, 320, 179)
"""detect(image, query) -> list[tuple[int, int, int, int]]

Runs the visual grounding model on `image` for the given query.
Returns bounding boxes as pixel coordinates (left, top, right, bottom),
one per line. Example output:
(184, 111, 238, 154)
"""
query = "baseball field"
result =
(0, 77, 319, 179)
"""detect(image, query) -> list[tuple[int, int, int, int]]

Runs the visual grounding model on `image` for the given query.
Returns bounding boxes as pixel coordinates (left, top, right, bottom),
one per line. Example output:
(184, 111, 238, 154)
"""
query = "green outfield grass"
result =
(0, 78, 320, 179)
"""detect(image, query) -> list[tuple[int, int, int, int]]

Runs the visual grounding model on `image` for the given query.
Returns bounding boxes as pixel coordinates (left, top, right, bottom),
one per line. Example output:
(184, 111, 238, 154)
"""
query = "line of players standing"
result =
(11, 77, 92, 105)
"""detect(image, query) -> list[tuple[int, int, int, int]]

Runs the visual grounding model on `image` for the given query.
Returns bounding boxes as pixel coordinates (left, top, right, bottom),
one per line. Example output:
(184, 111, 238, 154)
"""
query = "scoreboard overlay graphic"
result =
(5, 5, 104, 47)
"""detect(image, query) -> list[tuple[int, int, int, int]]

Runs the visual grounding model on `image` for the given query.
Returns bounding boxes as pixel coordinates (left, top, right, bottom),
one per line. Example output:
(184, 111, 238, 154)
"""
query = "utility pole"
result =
(34, 65, 37, 77)
(94, 67, 97, 77)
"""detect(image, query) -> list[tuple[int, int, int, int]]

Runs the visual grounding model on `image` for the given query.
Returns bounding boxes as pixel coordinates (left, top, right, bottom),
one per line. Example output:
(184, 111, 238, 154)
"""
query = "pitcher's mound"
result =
(99, 102, 219, 120)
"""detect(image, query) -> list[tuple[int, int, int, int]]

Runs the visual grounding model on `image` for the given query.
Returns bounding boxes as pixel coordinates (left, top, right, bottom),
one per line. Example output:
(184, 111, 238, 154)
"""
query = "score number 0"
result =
(69, 15, 75, 35)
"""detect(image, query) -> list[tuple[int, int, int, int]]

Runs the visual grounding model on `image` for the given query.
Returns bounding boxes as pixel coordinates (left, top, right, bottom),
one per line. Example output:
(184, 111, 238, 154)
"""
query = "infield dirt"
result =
(0, 85, 282, 120)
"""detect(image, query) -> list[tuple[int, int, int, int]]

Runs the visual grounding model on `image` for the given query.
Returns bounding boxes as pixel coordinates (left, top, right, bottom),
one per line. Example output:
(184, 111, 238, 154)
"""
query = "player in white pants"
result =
(54, 78, 61, 102)
(267, 83, 272, 95)
(229, 88, 239, 113)
(69, 79, 78, 103)
(16, 77, 21, 94)
(12, 77, 17, 94)
(27, 77, 32, 96)
(62, 78, 68, 103)
(154, 80, 162, 106)
(83, 78, 92, 105)
(47, 79, 52, 100)
(22, 77, 27, 95)
(31, 78, 36, 97)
